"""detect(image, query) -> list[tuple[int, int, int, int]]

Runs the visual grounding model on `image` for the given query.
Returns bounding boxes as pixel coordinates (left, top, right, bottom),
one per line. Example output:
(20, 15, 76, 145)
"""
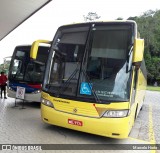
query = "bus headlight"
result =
(102, 110, 129, 118)
(41, 98, 54, 108)
(32, 90, 41, 94)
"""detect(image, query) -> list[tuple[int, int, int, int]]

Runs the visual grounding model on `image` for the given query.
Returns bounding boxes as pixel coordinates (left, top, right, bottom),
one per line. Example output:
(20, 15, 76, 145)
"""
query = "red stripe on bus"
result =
(28, 84, 41, 89)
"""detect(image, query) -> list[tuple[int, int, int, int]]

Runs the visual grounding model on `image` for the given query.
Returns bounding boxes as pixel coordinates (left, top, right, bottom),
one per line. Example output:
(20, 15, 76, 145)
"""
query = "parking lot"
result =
(0, 91, 159, 153)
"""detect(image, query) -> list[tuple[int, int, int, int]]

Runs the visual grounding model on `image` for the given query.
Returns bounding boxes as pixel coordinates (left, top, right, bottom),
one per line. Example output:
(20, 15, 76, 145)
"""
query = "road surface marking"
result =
(149, 105, 156, 153)
(128, 137, 150, 143)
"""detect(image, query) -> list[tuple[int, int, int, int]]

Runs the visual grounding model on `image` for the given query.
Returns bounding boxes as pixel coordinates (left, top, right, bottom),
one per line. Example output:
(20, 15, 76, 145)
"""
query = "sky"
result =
(0, 0, 160, 64)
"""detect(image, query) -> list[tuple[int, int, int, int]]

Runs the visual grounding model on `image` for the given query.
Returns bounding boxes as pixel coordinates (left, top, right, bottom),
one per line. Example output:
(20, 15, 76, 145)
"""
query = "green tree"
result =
(116, 17, 123, 20)
(128, 9, 160, 85)
(83, 12, 101, 22)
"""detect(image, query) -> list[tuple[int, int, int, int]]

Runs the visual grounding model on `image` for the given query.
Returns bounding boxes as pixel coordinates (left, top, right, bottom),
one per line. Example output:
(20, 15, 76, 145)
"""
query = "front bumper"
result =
(41, 103, 130, 139)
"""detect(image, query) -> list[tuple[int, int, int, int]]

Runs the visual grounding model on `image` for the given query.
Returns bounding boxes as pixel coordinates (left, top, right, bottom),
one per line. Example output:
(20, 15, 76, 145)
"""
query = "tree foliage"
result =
(83, 12, 101, 22)
(128, 10, 160, 85)
(0, 60, 10, 74)
(116, 17, 123, 20)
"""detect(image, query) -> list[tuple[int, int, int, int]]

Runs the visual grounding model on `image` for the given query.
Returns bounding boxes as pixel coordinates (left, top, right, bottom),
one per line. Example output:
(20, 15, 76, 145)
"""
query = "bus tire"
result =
(140, 97, 145, 111)
(134, 105, 138, 121)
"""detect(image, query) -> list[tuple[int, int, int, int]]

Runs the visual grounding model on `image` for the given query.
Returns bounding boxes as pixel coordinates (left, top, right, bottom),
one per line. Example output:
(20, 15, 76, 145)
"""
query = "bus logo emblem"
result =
(73, 108, 77, 113)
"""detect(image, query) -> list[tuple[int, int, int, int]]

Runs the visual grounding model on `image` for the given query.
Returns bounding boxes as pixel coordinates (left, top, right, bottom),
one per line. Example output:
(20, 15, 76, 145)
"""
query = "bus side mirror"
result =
(30, 40, 51, 60)
(132, 39, 144, 68)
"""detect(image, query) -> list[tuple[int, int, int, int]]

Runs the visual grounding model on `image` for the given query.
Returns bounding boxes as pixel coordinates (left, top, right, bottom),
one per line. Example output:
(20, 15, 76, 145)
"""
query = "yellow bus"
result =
(38, 21, 147, 138)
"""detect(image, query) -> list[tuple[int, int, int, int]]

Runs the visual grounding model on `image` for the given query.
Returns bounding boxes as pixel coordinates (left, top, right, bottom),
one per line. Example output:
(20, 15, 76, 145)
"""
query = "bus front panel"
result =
(41, 93, 131, 139)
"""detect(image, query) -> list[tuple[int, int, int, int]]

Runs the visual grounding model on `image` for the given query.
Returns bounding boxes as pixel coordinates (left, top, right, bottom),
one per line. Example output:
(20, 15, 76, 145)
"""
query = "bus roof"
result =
(58, 20, 137, 28)
(57, 20, 137, 38)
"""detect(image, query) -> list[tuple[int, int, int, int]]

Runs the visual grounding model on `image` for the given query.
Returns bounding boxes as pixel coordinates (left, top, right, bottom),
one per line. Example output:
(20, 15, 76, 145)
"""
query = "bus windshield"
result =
(9, 46, 49, 84)
(45, 23, 134, 103)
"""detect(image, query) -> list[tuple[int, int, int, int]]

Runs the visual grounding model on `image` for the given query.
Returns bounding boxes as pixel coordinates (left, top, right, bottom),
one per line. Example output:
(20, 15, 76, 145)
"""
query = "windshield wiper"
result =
(56, 64, 80, 97)
(25, 72, 33, 82)
(81, 68, 101, 103)
(55, 64, 102, 103)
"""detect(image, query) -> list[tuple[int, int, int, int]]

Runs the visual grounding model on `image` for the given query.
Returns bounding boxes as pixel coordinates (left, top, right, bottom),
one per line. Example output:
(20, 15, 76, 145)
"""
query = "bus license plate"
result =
(68, 119, 83, 126)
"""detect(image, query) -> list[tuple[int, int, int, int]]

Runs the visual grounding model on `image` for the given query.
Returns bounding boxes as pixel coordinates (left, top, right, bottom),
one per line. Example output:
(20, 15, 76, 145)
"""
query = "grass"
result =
(147, 86, 160, 92)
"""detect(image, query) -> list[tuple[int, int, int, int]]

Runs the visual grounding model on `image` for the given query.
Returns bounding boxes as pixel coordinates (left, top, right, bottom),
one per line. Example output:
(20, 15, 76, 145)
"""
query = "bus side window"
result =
(130, 68, 138, 106)
(133, 69, 138, 89)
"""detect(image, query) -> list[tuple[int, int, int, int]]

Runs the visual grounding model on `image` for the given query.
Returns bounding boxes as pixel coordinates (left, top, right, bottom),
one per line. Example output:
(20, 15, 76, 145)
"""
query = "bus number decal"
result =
(68, 119, 83, 126)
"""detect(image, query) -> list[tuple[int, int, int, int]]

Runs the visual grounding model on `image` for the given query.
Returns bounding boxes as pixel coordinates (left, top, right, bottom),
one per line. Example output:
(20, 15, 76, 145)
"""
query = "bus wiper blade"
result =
(56, 66, 79, 97)
(81, 69, 101, 104)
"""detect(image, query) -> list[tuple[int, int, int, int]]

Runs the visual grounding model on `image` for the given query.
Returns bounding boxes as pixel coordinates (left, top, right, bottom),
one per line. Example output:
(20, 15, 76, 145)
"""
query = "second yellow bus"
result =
(37, 21, 147, 139)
